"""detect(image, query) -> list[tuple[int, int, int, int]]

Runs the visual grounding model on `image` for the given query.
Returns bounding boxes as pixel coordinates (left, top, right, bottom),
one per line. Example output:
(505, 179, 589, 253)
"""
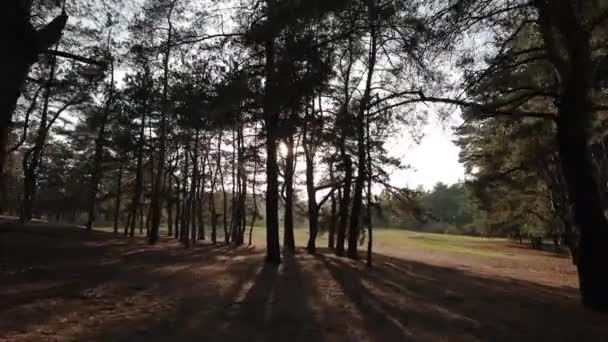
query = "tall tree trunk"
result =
(231, 128, 239, 244)
(113, 163, 123, 234)
(328, 161, 337, 249)
(127, 92, 148, 238)
(86, 58, 114, 230)
(190, 129, 200, 245)
(236, 122, 246, 245)
(198, 142, 209, 241)
(263, 0, 281, 263)
(336, 142, 351, 257)
(181, 143, 190, 247)
(174, 178, 181, 239)
(149, 3, 175, 244)
(209, 133, 221, 244)
(167, 177, 173, 237)
(348, 6, 377, 260)
(283, 134, 296, 252)
(535, 0, 608, 311)
(218, 131, 230, 244)
(249, 126, 259, 246)
(366, 115, 373, 267)
(303, 109, 319, 253)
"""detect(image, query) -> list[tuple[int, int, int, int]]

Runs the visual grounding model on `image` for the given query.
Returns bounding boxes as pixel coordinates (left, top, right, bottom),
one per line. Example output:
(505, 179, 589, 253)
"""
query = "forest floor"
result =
(1, 222, 607, 342)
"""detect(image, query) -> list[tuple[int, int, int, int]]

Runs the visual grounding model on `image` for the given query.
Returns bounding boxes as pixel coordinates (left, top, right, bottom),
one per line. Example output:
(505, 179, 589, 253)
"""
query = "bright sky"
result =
(387, 110, 465, 191)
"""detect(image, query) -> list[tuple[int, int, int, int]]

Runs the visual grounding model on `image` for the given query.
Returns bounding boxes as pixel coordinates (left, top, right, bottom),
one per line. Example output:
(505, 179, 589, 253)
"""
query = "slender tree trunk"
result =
(87, 58, 114, 230)
(167, 177, 173, 237)
(263, 1, 281, 263)
(336, 143, 351, 257)
(328, 161, 337, 249)
(219, 136, 230, 245)
(236, 123, 246, 245)
(174, 179, 181, 239)
(190, 129, 200, 245)
(366, 115, 373, 267)
(249, 126, 259, 246)
(128, 95, 147, 238)
(113, 164, 123, 234)
(209, 137, 220, 244)
(303, 111, 319, 253)
(198, 143, 209, 241)
(181, 143, 190, 247)
(348, 7, 377, 260)
(283, 134, 296, 252)
(149, 4, 175, 244)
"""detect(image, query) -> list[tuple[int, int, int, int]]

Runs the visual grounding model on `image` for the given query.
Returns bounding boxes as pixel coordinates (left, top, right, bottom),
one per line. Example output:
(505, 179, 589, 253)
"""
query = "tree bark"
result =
(263, 6, 281, 262)
(328, 161, 337, 249)
(149, 2, 175, 244)
(534, 0, 608, 312)
(283, 134, 296, 252)
(348, 4, 377, 259)
(86, 58, 114, 230)
(113, 164, 123, 234)
(189, 129, 200, 245)
(1, 5, 68, 177)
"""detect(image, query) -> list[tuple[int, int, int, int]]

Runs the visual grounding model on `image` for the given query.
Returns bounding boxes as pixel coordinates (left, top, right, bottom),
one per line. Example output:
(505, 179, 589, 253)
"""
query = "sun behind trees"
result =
(2, 0, 608, 314)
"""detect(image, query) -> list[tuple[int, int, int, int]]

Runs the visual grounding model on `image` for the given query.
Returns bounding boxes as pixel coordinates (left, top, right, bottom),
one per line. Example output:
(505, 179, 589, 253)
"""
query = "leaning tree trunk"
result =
(20, 47, 59, 223)
(1, 5, 68, 177)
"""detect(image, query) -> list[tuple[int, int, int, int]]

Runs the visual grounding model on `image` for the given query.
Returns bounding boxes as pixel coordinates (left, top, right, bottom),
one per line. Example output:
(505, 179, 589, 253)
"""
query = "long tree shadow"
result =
(0, 225, 262, 339)
(210, 251, 324, 342)
(318, 251, 608, 341)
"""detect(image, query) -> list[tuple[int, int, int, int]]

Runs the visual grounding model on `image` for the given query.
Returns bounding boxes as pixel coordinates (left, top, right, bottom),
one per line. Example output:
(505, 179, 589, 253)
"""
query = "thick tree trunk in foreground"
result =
(557, 81, 608, 312)
(534, 0, 608, 312)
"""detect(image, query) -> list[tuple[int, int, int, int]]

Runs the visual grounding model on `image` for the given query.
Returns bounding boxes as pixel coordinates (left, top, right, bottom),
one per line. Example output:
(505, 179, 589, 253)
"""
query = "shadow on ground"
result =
(1, 224, 606, 342)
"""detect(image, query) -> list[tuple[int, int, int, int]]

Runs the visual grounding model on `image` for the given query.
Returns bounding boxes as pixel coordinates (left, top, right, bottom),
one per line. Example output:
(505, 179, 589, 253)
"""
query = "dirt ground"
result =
(1, 223, 607, 342)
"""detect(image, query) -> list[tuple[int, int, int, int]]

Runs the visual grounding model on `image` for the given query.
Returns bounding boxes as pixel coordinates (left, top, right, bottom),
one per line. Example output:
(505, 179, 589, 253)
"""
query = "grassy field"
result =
(1, 221, 605, 341)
